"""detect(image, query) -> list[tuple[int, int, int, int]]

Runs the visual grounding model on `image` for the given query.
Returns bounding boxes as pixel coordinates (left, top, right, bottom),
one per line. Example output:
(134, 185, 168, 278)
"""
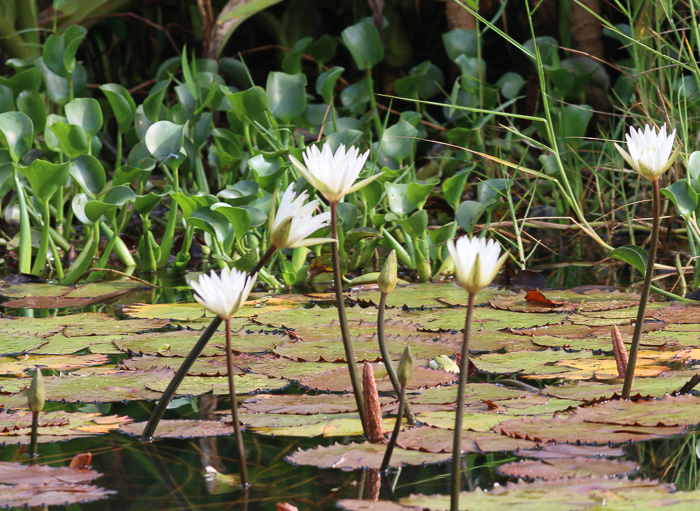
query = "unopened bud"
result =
(378, 250, 398, 294)
(397, 346, 413, 387)
(28, 367, 45, 413)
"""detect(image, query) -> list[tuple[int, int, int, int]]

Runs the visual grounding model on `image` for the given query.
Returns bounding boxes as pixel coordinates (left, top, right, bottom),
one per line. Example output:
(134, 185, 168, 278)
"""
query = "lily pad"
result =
(119, 419, 236, 438)
(497, 457, 639, 480)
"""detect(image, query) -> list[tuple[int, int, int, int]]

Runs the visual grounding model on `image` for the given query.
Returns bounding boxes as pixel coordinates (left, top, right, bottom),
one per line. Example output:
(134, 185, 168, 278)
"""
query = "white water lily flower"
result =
(289, 143, 379, 203)
(447, 236, 507, 294)
(614, 124, 678, 182)
(270, 183, 335, 249)
(190, 268, 256, 320)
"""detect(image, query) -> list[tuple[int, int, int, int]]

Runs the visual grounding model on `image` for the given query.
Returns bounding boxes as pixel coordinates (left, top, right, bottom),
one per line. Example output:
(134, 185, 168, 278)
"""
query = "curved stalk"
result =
(380, 384, 404, 474)
(377, 292, 416, 425)
(331, 202, 367, 435)
(451, 292, 475, 511)
(141, 248, 276, 441)
(32, 199, 51, 275)
(622, 180, 661, 399)
(225, 318, 249, 486)
(14, 169, 31, 274)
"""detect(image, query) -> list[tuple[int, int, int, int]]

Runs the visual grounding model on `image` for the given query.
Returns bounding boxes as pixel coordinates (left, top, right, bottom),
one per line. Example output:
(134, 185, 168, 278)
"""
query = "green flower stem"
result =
(380, 383, 405, 474)
(141, 316, 223, 441)
(159, 197, 178, 267)
(31, 199, 51, 275)
(451, 292, 476, 511)
(141, 250, 275, 441)
(29, 410, 39, 458)
(366, 69, 383, 139)
(48, 236, 64, 280)
(331, 202, 367, 435)
(622, 179, 661, 399)
(377, 292, 416, 425)
(13, 169, 31, 274)
(225, 318, 249, 486)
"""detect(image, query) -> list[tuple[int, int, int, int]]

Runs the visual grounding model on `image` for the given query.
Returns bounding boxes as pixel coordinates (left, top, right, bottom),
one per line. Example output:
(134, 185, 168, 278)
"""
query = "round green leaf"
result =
(18, 159, 70, 202)
(16, 90, 45, 138)
(266, 72, 307, 122)
(49, 122, 88, 159)
(84, 185, 136, 223)
(442, 28, 478, 61)
(100, 83, 136, 134)
(316, 66, 344, 103)
(342, 22, 384, 70)
(381, 120, 417, 161)
(661, 180, 697, 219)
(36, 58, 70, 105)
(455, 200, 489, 233)
(145, 121, 186, 164)
(188, 206, 232, 242)
(0, 111, 33, 163)
(65, 98, 103, 139)
(211, 202, 252, 241)
(69, 155, 106, 197)
(609, 245, 648, 276)
(248, 153, 284, 190)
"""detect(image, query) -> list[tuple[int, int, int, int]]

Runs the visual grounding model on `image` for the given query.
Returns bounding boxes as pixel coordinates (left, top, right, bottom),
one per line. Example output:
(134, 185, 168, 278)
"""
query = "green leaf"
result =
(560, 104, 592, 150)
(134, 189, 171, 215)
(0, 111, 33, 163)
(443, 167, 472, 210)
(381, 121, 418, 161)
(35, 58, 70, 105)
(609, 245, 648, 276)
(143, 80, 170, 122)
(477, 178, 507, 204)
(662, 180, 697, 219)
(84, 185, 135, 224)
(100, 83, 136, 134)
(341, 21, 384, 70)
(16, 91, 45, 138)
(266, 72, 307, 122)
(442, 28, 478, 61)
(496, 72, 526, 100)
(385, 183, 413, 216)
(145, 121, 186, 164)
(248, 154, 284, 191)
(188, 207, 232, 243)
(68, 155, 105, 197)
(224, 86, 268, 124)
(325, 129, 364, 153)
(455, 200, 489, 233)
(50, 122, 89, 159)
(305, 34, 338, 65)
(65, 98, 103, 139)
(689, 151, 700, 189)
(211, 202, 252, 242)
(407, 179, 439, 210)
(0, 85, 14, 113)
(170, 192, 217, 219)
(18, 159, 70, 202)
(395, 210, 428, 238)
(316, 66, 344, 104)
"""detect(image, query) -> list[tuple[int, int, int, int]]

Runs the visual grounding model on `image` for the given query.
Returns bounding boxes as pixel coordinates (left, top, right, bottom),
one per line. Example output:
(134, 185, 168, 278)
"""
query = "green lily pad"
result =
(145, 373, 289, 396)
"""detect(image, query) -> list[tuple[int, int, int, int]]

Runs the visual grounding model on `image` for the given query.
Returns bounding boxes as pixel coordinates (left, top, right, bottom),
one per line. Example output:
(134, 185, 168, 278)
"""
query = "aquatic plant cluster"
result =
(4, 0, 700, 509)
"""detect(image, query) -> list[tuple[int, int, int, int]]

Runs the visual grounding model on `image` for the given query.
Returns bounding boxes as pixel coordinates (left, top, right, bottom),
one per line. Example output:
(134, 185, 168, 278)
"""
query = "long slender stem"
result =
(225, 318, 249, 486)
(451, 292, 475, 511)
(141, 316, 223, 440)
(380, 384, 404, 474)
(331, 202, 367, 434)
(622, 179, 661, 399)
(29, 411, 38, 458)
(377, 292, 416, 425)
(141, 247, 276, 441)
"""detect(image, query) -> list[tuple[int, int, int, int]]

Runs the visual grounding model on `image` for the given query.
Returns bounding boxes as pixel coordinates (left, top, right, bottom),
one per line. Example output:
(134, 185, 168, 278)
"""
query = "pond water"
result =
(2, 264, 700, 509)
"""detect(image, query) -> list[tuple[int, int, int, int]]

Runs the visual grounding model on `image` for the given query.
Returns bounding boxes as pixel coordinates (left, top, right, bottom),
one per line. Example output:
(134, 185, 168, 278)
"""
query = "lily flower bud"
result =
(378, 250, 398, 295)
(28, 367, 45, 413)
(397, 346, 414, 387)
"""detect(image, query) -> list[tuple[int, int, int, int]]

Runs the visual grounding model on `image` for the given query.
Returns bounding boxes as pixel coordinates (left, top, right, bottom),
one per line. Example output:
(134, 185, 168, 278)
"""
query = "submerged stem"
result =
(225, 318, 249, 486)
(380, 384, 405, 474)
(377, 292, 417, 425)
(451, 292, 475, 511)
(622, 179, 661, 399)
(331, 202, 367, 435)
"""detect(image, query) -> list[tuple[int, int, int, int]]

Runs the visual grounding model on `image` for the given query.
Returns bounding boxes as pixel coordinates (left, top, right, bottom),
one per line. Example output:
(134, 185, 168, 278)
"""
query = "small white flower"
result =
(270, 183, 335, 249)
(447, 236, 507, 294)
(189, 268, 256, 320)
(614, 124, 678, 182)
(289, 143, 380, 203)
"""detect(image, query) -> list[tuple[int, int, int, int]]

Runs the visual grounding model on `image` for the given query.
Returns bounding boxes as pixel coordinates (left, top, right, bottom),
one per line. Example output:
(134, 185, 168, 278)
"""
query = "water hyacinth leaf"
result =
(145, 121, 185, 163)
(407, 179, 439, 210)
(477, 178, 507, 204)
(455, 200, 489, 233)
(688, 151, 700, 188)
(560, 104, 592, 150)
(316, 66, 344, 103)
(84, 185, 135, 223)
(65, 98, 103, 139)
(266, 71, 307, 122)
(381, 121, 417, 161)
(188, 206, 232, 242)
(411, 60, 445, 99)
(217, 180, 258, 205)
(170, 192, 217, 219)
(609, 245, 648, 276)
(42, 25, 87, 77)
(18, 159, 70, 202)
(385, 182, 413, 215)
(224, 85, 268, 124)
(524, 36, 559, 66)
(69, 155, 105, 197)
(325, 129, 364, 153)
(248, 153, 284, 190)
(395, 210, 428, 238)
(341, 21, 384, 70)
(16, 91, 45, 138)
(49, 122, 89, 159)
(134, 189, 171, 215)
(0, 111, 33, 163)
(211, 202, 251, 241)
(100, 83, 136, 134)
(443, 167, 472, 210)
(0, 84, 13, 113)
(496, 71, 526, 99)
(442, 28, 478, 61)
(661, 180, 697, 218)
(142, 79, 170, 122)
(546, 66, 574, 95)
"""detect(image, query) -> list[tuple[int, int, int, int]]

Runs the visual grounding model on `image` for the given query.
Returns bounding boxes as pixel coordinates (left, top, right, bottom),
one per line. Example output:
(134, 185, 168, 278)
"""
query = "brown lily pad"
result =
(497, 457, 639, 480)
(120, 419, 236, 438)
